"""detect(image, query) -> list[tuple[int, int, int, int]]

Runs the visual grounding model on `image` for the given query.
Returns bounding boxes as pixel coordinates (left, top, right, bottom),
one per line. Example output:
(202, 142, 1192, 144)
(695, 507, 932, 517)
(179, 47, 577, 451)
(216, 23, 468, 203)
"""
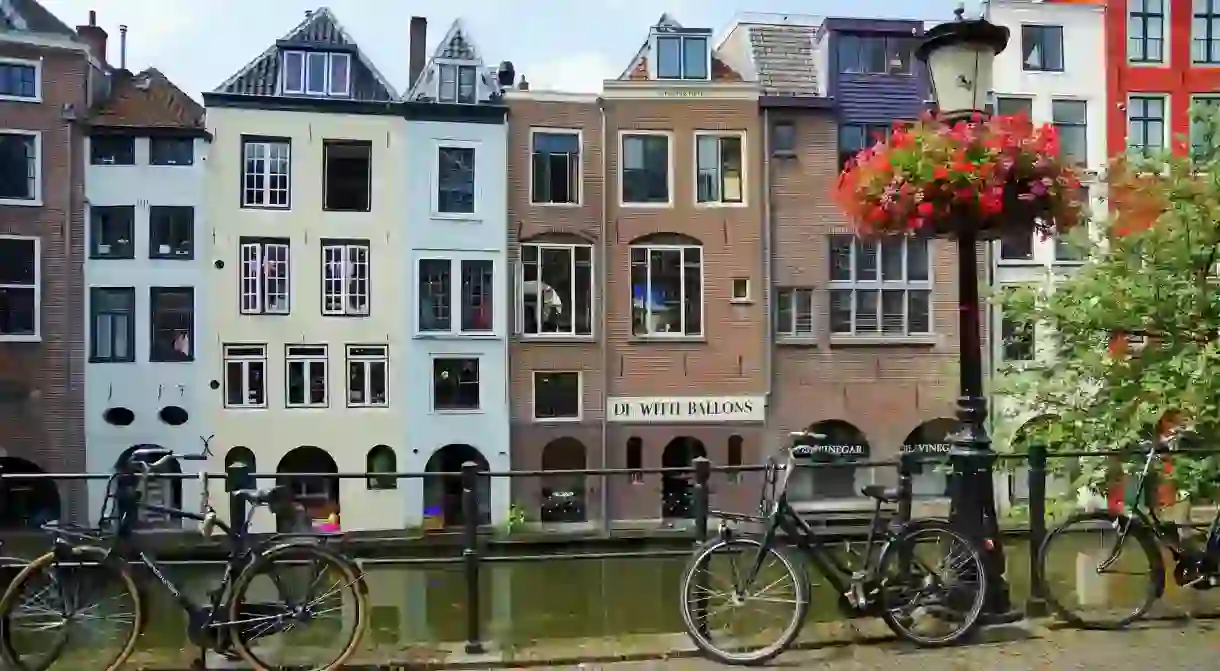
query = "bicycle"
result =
(1036, 430, 1220, 629)
(0, 437, 369, 671)
(678, 431, 988, 665)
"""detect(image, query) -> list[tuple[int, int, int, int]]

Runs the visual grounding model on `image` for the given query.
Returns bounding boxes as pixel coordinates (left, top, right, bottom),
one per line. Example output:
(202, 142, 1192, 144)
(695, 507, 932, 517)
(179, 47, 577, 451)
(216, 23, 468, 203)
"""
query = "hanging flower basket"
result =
(834, 113, 1088, 240)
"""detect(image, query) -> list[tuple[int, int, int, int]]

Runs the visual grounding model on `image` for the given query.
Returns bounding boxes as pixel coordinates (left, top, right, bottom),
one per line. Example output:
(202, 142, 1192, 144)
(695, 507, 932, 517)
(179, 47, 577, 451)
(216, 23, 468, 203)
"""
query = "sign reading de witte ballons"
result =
(607, 396, 767, 423)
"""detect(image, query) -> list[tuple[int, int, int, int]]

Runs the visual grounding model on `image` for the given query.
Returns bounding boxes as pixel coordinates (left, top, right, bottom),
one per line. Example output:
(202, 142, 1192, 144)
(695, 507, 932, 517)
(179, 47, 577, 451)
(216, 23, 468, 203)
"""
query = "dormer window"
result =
(655, 33, 709, 80)
(281, 50, 351, 97)
(438, 63, 478, 104)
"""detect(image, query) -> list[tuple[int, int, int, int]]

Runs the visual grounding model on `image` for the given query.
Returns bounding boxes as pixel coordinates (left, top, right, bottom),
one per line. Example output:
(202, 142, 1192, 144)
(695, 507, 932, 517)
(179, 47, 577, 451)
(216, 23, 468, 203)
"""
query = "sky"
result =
(39, 0, 976, 99)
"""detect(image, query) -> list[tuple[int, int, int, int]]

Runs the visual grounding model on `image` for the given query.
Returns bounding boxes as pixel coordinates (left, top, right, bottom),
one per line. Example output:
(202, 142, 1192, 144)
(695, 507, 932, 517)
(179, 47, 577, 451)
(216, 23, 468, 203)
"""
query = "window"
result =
(621, 133, 671, 205)
(285, 345, 328, 408)
(838, 34, 913, 74)
(655, 33, 709, 80)
(531, 131, 580, 204)
(630, 241, 703, 337)
(731, 278, 750, 301)
(241, 138, 291, 208)
(838, 124, 890, 169)
(1195, 0, 1220, 63)
(995, 96, 1033, 118)
(149, 137, 194, 166)
(1001, 312, 1035, 362)
(417, 258, 494, 333)
(727, 435, 743, 484)
(533, 371, 580, 421)
(1191, 96, 1220, 161)
(626, 437, 643, 484)
(89, 287, 134, 363)
(0, 131, 39, 204)
(223, 344, 267, 409)
(281, 50, 351, 97)
(0, 59, 37, 100)
(366, 446, 397, 490)
(521, 243, 593, 337)
(321, 240, 370, 316)
(433, 357, 480, 411)
(695, 133, 744, 204)
(776, 287, 815, 338)
(1130, 0, 1165, 63)
(1054, 233, 1084, 262)
(89, 206, 134, 259)
(828, 235, 931, 336)
(436, 145, 475, 215)
(90, 136, 134, 165)
(149, 287, 193, 362)
(772, 122, 796, 155)
(347, 345, 388, 407)
(0, 236, 38, 338)
(999, 233, 1034, 261)
(1128, 96, 1166, 156)
(323, 141, 371, 212)
(438, 63, 478, 104)
(1052, 100, 1088, 167)
(239, 238, 290, 315)
(1022, 25, 1065, 71)
(149, 206, 193, 259)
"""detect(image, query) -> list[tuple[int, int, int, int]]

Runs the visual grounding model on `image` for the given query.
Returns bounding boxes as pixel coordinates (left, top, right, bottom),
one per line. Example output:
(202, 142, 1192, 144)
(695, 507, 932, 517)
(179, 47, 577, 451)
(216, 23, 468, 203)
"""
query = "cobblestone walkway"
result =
(531, 621, 1220, 670)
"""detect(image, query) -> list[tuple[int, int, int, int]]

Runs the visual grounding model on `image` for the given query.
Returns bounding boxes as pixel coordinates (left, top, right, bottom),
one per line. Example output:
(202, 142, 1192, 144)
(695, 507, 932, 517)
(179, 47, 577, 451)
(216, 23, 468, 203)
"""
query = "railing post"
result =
(897, 451, 915, 525)
(225, 461, 253, 531)
(1025, 442, 1049, 617)
(692, 457, 711, 543)
(460, 461, 483, 654)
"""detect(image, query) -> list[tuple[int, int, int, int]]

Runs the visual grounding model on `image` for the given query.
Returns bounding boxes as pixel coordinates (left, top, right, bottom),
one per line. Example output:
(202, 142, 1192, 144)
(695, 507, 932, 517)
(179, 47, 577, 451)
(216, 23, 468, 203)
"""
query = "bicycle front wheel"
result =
(226, 541, 367, 671)
(0, 546, 142, 671)
(679, 536, 809, 666)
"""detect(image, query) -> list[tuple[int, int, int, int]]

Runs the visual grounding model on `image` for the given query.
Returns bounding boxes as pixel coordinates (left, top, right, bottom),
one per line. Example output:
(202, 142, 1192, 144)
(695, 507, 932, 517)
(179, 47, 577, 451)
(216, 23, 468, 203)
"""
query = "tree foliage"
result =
(995, 106, 1220, 500)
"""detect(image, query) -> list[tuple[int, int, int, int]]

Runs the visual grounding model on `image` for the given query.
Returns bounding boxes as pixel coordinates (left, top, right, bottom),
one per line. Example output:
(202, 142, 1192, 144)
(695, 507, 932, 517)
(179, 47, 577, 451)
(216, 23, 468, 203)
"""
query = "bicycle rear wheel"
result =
(876, 520, 987, 647)
(0, 546, 141, 671)
(226, 541, 367, 671)
(679, 536, 808, 665)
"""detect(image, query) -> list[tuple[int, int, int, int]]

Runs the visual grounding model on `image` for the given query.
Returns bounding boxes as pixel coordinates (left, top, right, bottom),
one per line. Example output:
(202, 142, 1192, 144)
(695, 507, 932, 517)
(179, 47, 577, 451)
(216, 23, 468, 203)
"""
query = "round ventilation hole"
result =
(159, 406, 189, 426)
(103, 407, 135, 426)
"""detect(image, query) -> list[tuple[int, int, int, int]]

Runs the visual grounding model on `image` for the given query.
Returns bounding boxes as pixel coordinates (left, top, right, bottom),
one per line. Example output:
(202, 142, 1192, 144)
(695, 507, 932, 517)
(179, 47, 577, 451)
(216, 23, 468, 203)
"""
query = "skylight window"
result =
(282, 50, 351, 97)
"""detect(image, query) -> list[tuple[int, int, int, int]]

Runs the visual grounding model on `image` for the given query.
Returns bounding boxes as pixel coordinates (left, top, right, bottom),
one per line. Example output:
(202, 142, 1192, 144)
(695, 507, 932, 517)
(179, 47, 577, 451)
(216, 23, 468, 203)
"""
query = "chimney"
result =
(408, 16, 427, 91)
(518, 76, 529, 91)
(76, 10, 109, 64)
(496, 61, 515, 88)
(119, 25, 128, 70)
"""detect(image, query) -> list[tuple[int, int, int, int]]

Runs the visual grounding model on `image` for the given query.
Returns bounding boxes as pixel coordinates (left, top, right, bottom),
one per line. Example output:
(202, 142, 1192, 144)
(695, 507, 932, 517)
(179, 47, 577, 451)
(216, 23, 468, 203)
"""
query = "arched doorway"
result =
(540, 438, 587, 523)
(661, 437, 706, 519)
(0, 458, 61, 529)
(902, 419, 957, 498)
(276, 446, 339, 532)
(114, 444, 183, 527)
(423, 444, 490, 528)
(788, 420, 870, 502)
(224, 446, 256, 471)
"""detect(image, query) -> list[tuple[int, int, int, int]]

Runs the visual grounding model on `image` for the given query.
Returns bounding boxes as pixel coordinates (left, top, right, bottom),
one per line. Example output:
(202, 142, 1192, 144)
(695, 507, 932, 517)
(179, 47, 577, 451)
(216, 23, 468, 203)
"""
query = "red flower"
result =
(917, 201, 934, 216)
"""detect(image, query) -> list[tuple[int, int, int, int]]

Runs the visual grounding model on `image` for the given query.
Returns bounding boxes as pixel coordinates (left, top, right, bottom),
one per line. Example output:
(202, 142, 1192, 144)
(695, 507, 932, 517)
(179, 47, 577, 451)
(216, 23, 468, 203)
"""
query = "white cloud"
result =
(520, 52, 620, 94)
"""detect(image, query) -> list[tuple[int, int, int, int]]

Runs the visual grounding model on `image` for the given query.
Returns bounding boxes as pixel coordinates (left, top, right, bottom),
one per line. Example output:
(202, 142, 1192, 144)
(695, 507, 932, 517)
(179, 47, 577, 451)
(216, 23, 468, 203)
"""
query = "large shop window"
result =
(520, 242, 593, 337)
(630, 234, 703, 337)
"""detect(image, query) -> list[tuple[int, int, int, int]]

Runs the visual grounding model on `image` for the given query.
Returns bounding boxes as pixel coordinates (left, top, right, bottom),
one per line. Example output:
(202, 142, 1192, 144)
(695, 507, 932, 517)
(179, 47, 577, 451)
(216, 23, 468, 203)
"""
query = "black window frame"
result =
(322, 140, 372, 212)
(1191, 96, 1220, 161)
(837, 34, 913, 75)
(149, 137, 195, 166)
(436, 145, 476, 214)
(0, 60, 37, 99)
(1194, 0, 1220, 64)
(654, 34, 710, 80)
(621, 133, 671, 204)
(995, 96, 1034, 118)
(1021, 25, 1065, 72)
(1129, 0, 1165, 63)
(1128, 95, 1166, 157)
(838, 123, 890, 170)
(89, 205, 136, 260)
(149, 206, 194, 259)
(90, 136, 135, 165)
(149, 286, 194, 362)
(1051, 99, 1088, 167)
(532, 371, 581, 420)
(0, 236, 38, 338)
(771, 121, 796, 156)
(530, 130, 581, 205)
(89, 287, 136, 363)
(432, 356, 480, 411)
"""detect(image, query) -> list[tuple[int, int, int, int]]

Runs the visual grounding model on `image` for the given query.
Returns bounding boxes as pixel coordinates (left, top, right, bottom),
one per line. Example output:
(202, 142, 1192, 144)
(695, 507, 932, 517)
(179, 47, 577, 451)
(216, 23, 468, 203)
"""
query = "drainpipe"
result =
(598, 96, 610, 535)
(762, 108, 774, 451)
(61, 101, 78, 521)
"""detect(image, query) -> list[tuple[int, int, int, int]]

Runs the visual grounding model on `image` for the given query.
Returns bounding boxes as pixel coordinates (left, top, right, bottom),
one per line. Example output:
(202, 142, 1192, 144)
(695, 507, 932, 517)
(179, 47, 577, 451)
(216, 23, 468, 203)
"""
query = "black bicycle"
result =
(1036, 430, 1220, 628)
(0, 439, 368, 671)
(678, 431, 988, 665)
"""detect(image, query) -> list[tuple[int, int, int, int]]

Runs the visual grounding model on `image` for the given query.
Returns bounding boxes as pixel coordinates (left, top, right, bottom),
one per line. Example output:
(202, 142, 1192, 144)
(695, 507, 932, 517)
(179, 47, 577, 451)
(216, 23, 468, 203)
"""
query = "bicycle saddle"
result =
(861, 484, 901, 503)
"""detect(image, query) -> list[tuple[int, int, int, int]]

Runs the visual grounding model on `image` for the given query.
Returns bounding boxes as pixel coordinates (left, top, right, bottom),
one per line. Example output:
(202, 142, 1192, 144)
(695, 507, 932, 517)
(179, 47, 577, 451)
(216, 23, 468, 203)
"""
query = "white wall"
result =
(84, 136, 208, 525)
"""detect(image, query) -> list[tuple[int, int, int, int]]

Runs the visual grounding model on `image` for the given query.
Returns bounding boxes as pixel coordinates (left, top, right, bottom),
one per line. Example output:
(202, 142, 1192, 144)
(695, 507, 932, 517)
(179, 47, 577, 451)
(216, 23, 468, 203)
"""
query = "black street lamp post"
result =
(915, 7, 1023, 625)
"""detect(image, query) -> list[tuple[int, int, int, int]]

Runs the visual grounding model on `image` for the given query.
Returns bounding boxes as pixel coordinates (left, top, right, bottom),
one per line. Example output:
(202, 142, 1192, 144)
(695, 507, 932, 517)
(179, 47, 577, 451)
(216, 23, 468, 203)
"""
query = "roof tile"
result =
(746, 23, 821, 96)
(90, 68, 205, 131)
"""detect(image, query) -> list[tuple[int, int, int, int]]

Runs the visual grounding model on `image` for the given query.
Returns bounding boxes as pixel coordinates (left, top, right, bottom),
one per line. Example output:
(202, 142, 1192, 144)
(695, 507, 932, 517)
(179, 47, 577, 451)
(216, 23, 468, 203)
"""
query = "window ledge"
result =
(695, 202, 748, 210)
(520, 335, 597, 343)
(88, 358, 135, 364)
(829, 334, 936, 347)
(629, 335, 707, 344)
(771, 150, 797, 159)
(431, 212, 482, 222)
(618, 202, 673, 209)
(729, 298, 753, 305)
(0, 95, 39, 103)
(776, 336, 819, 347)
(533, 417, 583, 424)
(996, 259, 1039, 266)
(0, 198, 42, 207)
(414, 332, 501, 340)
(530, 201, 582, 208)
(239, 205, 291, 212)
(432, 409, 485, 415)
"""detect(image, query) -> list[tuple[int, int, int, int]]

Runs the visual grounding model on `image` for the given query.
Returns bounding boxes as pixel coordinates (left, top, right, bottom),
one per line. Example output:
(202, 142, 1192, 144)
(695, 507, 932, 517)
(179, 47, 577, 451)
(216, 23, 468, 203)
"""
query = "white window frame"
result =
(629, 243, 704, 338)
(0, 129, 41, 207)
(828, 236, 933, 338)
(281, 50, 351, 97)
(414, 255, 498, 337)
(223, 344, 268, 409)
(731, 278, 751, 303)
(430, 355, 482, 414)
(528, 128, 582, 206)
(693, 131, 746, 207)
(651, 33, 711, 81)
(285, 344, 328, 409)
(0, 234, 40, 342)
(240, 138, 291, 209)
(437, 62, 479, 104)
(0, 57, 41, 102)
(346, 345, 389, 408)
(531, 371, 583, 423)
(321, 241, 370, 316)
(432, 140, 479, 219)
(775, 287, 815, 339)
(518, 242, 595, 339)
(239, 240, 290, 315)
(619, 131, 674, 208)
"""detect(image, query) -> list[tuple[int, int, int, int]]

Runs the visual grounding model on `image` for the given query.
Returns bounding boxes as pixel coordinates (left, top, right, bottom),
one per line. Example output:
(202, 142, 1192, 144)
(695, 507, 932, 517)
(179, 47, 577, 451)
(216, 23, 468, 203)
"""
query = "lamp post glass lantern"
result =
(916, 8, 1023, 625)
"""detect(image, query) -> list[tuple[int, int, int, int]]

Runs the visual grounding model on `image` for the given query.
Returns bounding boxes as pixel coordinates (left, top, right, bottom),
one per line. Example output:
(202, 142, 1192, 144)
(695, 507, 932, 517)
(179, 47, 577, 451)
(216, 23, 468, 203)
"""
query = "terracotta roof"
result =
(626, 55, 744, 82)
(89, 68, 206, 132)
